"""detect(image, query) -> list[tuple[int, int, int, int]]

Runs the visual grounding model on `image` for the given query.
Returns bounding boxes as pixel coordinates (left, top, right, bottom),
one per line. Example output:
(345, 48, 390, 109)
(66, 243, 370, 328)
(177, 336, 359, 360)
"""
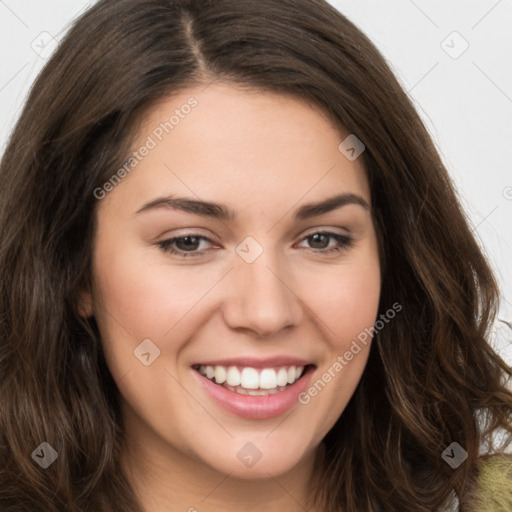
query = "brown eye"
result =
(307, 233, 330, 249)
(174, 236, 201, 251)
(157, 235, 215, 257)
(297, 232, 353, 254)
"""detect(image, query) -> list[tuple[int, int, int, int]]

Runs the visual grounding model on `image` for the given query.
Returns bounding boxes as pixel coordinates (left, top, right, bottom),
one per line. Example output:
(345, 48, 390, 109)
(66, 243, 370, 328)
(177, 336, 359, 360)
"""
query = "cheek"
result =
(93, 221, 220, 328)
(90, 239, 229, 377)
(302, 251, 381, 346)
(329, 269, 381, 342)
(294, 247, 380, 431)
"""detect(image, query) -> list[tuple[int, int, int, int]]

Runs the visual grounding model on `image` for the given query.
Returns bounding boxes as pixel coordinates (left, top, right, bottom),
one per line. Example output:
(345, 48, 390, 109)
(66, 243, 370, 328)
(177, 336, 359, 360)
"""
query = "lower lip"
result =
(193, 366, 314, 420)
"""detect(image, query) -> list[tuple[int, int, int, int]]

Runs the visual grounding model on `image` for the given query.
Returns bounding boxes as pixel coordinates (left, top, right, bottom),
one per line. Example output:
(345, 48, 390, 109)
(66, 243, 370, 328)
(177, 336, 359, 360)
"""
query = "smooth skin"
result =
(80, 83, 381, 511)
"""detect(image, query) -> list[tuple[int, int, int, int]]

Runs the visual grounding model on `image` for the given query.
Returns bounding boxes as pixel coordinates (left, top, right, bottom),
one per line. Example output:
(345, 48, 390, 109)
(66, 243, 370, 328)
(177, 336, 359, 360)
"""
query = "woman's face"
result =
(84, 83, 381, 480)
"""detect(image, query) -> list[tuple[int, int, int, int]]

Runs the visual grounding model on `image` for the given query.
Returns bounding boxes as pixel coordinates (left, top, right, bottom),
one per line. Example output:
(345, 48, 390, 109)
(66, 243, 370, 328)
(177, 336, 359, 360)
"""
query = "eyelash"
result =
(156, 232, 353, 258)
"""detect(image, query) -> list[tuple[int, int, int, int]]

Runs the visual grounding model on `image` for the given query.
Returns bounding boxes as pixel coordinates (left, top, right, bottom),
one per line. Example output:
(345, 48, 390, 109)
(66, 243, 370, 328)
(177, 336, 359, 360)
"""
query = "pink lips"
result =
(191, 357, 315, 420)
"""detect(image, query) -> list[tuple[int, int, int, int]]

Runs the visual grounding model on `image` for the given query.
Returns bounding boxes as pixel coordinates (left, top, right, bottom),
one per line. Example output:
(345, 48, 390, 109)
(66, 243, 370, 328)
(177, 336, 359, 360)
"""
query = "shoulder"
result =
(471, 454, 512, 512)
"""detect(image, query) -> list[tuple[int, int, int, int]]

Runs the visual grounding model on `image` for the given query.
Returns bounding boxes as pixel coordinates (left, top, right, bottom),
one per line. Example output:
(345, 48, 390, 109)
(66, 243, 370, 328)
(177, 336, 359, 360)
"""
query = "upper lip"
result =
(192, 356, 313, 369)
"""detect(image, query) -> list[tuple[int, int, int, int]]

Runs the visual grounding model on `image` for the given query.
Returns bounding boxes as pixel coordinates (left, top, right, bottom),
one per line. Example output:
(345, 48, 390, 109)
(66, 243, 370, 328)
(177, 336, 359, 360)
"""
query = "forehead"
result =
(100, 82, 370, 214)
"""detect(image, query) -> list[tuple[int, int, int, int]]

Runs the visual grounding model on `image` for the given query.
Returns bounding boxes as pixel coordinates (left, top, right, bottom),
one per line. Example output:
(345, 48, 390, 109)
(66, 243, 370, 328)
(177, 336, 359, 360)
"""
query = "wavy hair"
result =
(0, 0, 511, 510)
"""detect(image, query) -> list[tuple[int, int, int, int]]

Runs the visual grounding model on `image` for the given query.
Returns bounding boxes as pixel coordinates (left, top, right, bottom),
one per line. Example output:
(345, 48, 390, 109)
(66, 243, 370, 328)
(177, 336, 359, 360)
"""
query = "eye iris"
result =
(308, 233, 329, 249)
(176, 236, 201, 251)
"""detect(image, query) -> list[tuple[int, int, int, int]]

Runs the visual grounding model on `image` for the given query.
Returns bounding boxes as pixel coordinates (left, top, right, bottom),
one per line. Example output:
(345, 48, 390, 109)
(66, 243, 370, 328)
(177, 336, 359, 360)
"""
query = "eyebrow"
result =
(135, 192, 370, 221)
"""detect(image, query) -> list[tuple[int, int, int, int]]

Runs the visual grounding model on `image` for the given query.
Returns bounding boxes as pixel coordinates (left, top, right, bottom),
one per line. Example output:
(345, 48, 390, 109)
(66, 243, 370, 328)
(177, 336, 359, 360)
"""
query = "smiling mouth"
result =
(191, 364, 314, 396)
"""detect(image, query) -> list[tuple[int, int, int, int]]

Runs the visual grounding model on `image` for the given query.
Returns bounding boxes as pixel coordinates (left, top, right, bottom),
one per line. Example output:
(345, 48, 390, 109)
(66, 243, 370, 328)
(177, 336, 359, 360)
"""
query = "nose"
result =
(222, 252, 303, 338)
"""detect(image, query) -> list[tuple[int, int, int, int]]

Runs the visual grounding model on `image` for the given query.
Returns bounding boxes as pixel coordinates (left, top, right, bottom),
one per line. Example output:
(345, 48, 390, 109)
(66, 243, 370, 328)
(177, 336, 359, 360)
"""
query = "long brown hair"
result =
(1, 0, 511, 510)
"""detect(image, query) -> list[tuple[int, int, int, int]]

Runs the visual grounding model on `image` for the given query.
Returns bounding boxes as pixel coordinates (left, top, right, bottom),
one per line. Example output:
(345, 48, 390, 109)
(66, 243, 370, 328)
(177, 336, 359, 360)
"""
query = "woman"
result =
(0, 0, 511, 510)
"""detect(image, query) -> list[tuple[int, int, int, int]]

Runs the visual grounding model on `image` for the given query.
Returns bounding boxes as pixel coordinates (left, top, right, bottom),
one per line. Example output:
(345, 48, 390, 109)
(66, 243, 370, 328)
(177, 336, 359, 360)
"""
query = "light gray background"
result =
(0, 0, 511, 364)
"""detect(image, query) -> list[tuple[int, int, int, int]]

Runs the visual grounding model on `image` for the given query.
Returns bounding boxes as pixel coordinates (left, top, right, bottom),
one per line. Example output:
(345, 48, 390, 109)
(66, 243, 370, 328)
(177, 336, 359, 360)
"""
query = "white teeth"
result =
(259, 368, 277, 389)
(226, 366, 241, 387)
(224, 384, 289, 396)
(197, 364, 306, 391)
(240, 367, 260, 389)
(214, 366, 227, 384)
(276, 368, 289, 387)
